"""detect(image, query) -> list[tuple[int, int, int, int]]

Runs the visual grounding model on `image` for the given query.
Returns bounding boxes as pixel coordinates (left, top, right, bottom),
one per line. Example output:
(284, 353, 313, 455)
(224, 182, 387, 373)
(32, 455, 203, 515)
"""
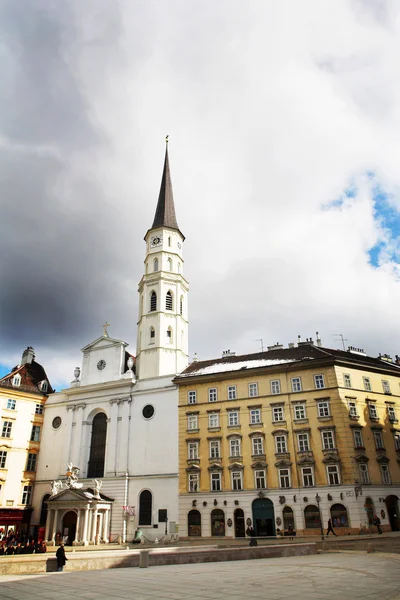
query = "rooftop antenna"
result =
(333, 334, 347, 351)
(256, 339, 264, 352)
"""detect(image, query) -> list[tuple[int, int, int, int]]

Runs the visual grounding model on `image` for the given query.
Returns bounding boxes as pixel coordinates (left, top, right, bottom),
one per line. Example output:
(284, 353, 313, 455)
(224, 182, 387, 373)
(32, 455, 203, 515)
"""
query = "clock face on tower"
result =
(150, 235, 162, 247)
(97, 359, 106, 371)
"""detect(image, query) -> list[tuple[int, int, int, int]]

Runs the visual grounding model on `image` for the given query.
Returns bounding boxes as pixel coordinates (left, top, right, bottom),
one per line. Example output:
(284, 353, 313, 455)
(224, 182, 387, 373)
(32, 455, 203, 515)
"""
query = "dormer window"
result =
(12, 374, 21, 387)
(40, 381, 48, 393)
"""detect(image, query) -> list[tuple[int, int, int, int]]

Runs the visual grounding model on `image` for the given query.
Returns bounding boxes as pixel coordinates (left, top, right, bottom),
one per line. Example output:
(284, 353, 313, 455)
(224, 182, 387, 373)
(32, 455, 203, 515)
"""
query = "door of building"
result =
(62, 511, 77, 545)
(234, 509, 245, 537)
(252, 498, 275, 536)
(385, 495, 399, 531)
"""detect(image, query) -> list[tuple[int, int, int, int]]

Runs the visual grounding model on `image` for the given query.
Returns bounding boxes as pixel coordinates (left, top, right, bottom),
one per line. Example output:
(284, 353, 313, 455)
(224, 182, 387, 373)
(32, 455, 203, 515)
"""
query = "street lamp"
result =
(315, 493, 324, 541)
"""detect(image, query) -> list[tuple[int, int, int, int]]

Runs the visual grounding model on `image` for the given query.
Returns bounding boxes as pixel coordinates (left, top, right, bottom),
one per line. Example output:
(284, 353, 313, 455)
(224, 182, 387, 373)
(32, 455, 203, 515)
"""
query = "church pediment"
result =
(47, 488, 91, 503)
(81, 335, 128, 353)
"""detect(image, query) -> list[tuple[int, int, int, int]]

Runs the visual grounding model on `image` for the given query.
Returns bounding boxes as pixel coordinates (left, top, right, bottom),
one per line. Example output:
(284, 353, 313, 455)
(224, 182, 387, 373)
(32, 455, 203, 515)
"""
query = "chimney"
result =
(21, 347, 35, 365)
(222, 349, 236, 359)
(192, 353, 199, 363)
(316, 332, 322, 347)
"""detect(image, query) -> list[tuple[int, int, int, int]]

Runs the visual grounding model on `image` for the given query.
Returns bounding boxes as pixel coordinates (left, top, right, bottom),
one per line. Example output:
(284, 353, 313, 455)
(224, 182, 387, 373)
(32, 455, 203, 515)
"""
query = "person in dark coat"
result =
(14, 543, 22, 555)
(246, 526, 258, 546)
(56, 543, 67, 571)
(374, 515, 383, 534)
(5, 545, 14, 555)
(326, 519, 337, 536)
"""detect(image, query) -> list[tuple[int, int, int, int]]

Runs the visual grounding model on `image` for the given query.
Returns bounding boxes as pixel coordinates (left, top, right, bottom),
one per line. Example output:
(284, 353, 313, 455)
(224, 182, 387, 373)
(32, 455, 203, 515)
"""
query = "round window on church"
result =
(142, 405, 155, 420)
(52, 416, 62, 429)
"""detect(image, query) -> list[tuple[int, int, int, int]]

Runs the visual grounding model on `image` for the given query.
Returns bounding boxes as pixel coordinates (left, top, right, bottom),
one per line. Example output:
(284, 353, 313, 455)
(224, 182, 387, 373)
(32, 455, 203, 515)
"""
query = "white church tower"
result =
(136, 142, 189, 379)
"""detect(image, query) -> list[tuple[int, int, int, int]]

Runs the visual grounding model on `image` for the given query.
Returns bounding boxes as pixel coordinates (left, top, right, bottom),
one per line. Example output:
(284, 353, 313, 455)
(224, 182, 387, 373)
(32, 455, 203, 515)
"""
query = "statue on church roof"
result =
(66, 463, 83, 489)
(92, 479, 103, 498)
(51, 480, 63, 496)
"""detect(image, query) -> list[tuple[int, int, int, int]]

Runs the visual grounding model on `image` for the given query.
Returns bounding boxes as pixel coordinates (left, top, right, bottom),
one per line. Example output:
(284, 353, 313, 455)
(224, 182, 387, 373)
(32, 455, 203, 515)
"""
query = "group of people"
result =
(0, 540, 47, 555)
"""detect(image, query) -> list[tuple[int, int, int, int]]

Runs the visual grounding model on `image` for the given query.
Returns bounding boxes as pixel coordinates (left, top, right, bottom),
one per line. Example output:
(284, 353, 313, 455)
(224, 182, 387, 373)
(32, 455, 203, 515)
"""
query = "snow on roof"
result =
(181, 358, 299, 377)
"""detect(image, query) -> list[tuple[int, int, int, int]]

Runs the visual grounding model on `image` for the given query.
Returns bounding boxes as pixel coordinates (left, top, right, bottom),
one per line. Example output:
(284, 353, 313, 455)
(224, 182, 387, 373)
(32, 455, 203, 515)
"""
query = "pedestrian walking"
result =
(246, 525, 258, 547)
(326, 519, 337, 536)
(56, 543, 68, 572)
(374, 515, 383, 534)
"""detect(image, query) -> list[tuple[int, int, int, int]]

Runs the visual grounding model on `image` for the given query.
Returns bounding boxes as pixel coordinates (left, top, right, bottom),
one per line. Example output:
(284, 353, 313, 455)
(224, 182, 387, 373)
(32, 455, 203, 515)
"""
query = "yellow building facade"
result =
(175, 343, 400, 538)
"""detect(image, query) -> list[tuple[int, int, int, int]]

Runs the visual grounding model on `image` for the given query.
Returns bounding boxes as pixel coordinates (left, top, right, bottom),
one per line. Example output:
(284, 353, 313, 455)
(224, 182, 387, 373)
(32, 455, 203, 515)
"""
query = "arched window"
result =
(188, 510, 201, 536)
(150, 291, 157, 312)
(168, 258, 173, 272)
(283, 506, 295, 530)
(330, 503, 349, 527)
(304, 505, 321, 529)
(150, 327, 155, 343)
(181, 330, 184, 346)
(139, 490, 152, 525)
(40, 494, 50, 525)
(168, 236, 171, 247)
(87, 413, 107, 477)
(365, 497, 375, 525)
(211, 509, 225, 536)
(178, 262, 181, 273)
(180, 296, 183, 316)
(166, 291, 173, 311)
(167, 327, 173, 343)
(153, 258, 158, 272)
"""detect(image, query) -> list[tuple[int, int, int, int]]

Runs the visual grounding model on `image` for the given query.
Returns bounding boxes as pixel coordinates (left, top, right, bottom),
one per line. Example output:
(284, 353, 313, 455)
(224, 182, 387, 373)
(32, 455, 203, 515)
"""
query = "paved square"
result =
(1, 553, 400, 600)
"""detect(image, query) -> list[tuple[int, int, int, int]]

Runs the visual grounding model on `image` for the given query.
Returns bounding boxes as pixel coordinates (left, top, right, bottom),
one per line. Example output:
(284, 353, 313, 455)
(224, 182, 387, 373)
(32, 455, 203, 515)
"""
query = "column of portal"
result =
(82, 507, 89, 545)
(51, 509, 59, 542)
(105, 400, 119, 475)
(74, 509, 81, 544)
(103, 510, 109, 543)
(91, 508, 98, 543)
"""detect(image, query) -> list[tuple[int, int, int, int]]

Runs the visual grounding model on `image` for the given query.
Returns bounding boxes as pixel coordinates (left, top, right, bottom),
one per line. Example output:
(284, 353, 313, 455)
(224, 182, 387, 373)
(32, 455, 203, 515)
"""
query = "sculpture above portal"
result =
(50, 480, 63, 496)
(66, 463, 83, 489)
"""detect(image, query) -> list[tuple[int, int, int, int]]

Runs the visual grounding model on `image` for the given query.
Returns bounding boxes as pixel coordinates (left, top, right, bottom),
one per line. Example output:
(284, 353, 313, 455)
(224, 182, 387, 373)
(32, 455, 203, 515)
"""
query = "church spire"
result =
(151, 139, 183, 236)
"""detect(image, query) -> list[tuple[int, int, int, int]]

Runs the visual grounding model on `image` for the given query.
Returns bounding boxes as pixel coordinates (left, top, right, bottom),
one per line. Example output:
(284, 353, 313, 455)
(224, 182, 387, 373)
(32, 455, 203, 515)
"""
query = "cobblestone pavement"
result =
(1, 553, 400, 600)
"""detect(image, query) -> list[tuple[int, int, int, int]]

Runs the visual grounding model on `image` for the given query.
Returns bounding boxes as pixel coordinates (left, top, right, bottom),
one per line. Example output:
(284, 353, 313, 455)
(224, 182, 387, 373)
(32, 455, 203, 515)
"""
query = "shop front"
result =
(0, 508, 32, 539)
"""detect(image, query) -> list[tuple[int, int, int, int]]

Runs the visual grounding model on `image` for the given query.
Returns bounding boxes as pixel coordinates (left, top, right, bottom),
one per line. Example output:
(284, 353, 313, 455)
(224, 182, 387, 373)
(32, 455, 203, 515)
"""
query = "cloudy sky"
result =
(1, 0, 400, 389)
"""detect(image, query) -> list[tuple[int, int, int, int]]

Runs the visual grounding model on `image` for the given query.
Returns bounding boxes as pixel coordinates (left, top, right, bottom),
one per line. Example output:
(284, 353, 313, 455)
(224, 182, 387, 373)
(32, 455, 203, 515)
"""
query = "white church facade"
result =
(30, 144, 189, 544)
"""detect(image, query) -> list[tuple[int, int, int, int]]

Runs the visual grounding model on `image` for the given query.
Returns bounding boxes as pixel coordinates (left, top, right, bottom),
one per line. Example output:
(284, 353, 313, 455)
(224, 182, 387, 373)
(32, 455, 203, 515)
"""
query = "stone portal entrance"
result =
(385, 495, 399, 531)
(234, 508, 245, 537)
(252, 498, 275, 537)
(62, 511, 77, 545)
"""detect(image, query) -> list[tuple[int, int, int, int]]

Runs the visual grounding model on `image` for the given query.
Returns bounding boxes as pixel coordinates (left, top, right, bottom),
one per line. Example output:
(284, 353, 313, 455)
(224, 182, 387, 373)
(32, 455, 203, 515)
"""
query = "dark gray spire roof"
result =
(151, 145, 183, 235)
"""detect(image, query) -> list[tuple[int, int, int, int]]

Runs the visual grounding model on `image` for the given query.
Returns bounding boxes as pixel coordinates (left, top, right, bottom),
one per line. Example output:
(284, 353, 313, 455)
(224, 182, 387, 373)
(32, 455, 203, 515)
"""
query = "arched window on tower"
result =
(139, 490, 152, 525)
(167, 327, 173, 343)
(168, 236, 171, 247)
(166, 291, 173, 311)
(178, 262, 181, 273)
(150, 327, 155, 343)
(153, 258, 158, 272)
(150, 291, 157, 312)
(168, 258, 173, 271)
(180, 296, 183, 316)
(87, 413, 107, 478)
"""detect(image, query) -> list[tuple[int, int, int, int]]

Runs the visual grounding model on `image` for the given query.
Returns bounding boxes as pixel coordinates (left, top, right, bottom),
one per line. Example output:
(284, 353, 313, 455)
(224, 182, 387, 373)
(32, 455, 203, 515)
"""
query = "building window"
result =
(188, 391, 197, 405)
(231, 471, 243, 490)
(363, 377, 372, 392)
(348, 401, 358, 418)
(343, 374, 352, 388)
(327, 464, 340, 485)
(368, 403, 378, 419)
(35, 404, 44, 415)
(317, 401, 330, 418)
(150, 327, 155, 341)
(12, 375, 21, 387)
(167, 258, 173, 271)
(394, 433, 400, 451)
(321, 430, 335, 450)
(373, 431, 385, 450)
(279, 468, 291, 488)
(388, 406, 397, 422)
(21, 485, 32, 506)
(297, 432, 310, 452)
(150, 291, 157, 312)
(275, 435, 287, 454)
(138, 490, 152, 525)
(87, 413, 107, 477)
(227, 386, 237, 400)
(39, 494, 50, 525)
(26, 453, 37, 472)
(0, 451, 7, 469)
(153, 258, 158, 272)
(304, 505, 321, 529)
(188, 442, 198, 460)
(180, 296, 183, 316)
(6, 399, 16, 410)
(168, 236, 171, 247)
(228, 411, 239, 427)
(229, 438, 241, 457)
(209, 440, 220, 459)
(272, 406, 284, 422)
(353, 429, 364, 448)
(331, 504, 349, 527)
(252, 437, 264, 455)
(166, 291, 173, 311)
(294, 404, 306, 420)
(166, 327, 172, 342)
(291, 377, 302, 392)
(211, 472, 221, 492)
(314, 375, 325, 389)
(208, 388, 217, 402)
(209, 413, 220, 428)
(271, 380, 281, 394)
(248, 383, 258, 397)
(188, 473, 199, 493)
(302, 467, 314, 487)
(188, 415, 198, 430)
(250, 409, 261, 424)
(381, 464, 391, 485)
(211, 508, 225, 535)
(2, 421, 12, 439)
(283, 506, 295, 530)
(255, 470, 266, 489)
(382, 380, 391, 394)
(359, 463, 370, 484)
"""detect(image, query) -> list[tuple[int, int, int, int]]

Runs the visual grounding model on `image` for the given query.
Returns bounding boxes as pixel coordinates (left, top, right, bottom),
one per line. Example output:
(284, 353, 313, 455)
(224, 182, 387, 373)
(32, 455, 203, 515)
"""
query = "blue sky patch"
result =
(368, 185, 400, 268)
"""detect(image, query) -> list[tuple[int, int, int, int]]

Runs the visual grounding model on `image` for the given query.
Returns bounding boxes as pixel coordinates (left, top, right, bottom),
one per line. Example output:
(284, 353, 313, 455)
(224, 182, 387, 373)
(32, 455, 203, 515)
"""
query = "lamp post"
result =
(315, 493, 324, 541)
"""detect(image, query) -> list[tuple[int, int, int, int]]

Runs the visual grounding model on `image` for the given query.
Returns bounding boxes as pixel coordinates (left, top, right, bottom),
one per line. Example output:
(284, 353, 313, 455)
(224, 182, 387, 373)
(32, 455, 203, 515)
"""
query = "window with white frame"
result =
(359, 463, 370, 484)
(12, 374, 21, 387)
(0, 451, 7, 469)
(255, 469, 266, 489)
(294, 403, 306, 420)
(228, 386, 237, 400)
(314, 375, 325, 389)
(394, 433, 400, 451)
(297, 432, 310, 452)
(348, 401, 358, 418)
(30, 425, 40, 442)
(279, 468, 291, 488)
(381, 464, 391, 485)
(228, 411, 239, 427)
(21, 485, 32, 505)
(382, 380, 391, 394)
(272, 406, 284, 422)
(40, 381, 48, 393)
(2, 422, 12, 439)
(275, 435, 287, 454)
(326, 464, 340, 485)
(363, 377, 372, 392)
(321, 430, 335, 450)
(188, 391, 197, 405)
(35, 404, 44, 415)
(353, 429, 364, 448)
(373, 430, 385, 450)
(343, 374, 352, 388)
(302, 467, 314, 487)
(209, 413, 220, 428)
(188, 415, 198, 430)
(252, 437, 264, 455)
(211, 472, 221, 491)
(209, 440, 220, 459)
(208, 388, 217, 402)
(26, 453, 37, 472)
(250, 409, 261, 424)
(229, 438, 241, 457)
(188, 472, 199, 492)
(271, 380, 281, 395)
(6, 399, 16, 410)
(317, 401, 330, 417)
(368, 403, 378, 419)
(166, 291, 173, 310)
(231, 471, 243, 490)
(388, 406, 397, 422)
(188, 442, 198, 460)
(291, 377, 302, 392)
(248, 383, 258, 397)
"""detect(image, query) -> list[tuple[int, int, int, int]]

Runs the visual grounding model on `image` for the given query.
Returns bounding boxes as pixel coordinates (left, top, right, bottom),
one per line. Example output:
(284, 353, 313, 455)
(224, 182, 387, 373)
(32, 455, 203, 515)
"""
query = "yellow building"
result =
(175, 341, 400, 538)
